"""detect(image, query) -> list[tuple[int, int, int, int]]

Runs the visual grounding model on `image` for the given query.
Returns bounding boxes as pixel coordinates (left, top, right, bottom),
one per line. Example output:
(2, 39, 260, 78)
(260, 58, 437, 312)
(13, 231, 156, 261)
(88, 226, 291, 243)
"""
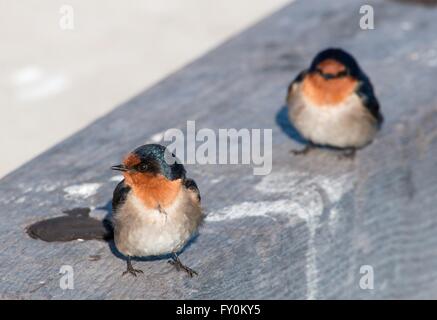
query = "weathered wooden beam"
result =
(1, 0, 437, 299)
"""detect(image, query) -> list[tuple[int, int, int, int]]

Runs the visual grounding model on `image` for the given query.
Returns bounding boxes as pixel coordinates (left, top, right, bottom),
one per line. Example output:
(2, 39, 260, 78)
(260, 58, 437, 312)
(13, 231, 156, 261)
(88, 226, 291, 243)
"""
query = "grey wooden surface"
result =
(1, 0, 437, 299)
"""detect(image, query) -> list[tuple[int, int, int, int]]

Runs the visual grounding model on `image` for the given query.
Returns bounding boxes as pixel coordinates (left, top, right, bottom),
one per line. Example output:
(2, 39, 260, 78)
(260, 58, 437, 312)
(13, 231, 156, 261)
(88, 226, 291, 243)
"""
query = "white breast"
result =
(289, 88, 378, 148)
(114, 189, 199, 257)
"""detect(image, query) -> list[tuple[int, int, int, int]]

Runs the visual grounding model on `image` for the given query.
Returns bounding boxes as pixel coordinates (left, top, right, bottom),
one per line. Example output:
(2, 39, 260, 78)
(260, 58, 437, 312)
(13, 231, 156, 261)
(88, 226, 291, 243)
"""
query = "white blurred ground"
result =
(0, 0, 290, 178)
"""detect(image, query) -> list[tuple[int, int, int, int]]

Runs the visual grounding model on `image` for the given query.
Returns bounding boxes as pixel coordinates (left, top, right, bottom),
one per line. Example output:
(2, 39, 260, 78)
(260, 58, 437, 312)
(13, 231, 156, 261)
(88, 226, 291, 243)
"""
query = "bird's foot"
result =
(122, 258, 143, 277)
(338, 148, 356, 160)
(168, 255, 198, 277)
(291, 144, 314, 156)
(122, 267, 143, 277)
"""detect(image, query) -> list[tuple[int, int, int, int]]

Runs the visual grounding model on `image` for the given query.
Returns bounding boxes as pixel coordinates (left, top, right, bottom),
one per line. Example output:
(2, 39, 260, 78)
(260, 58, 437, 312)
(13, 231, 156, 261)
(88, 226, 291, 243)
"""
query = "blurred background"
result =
(0, 0, 290, 178)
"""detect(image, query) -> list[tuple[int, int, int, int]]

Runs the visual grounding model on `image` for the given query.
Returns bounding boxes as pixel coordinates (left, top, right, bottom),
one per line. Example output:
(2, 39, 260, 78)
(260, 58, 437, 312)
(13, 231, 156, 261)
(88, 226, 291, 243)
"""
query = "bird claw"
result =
(122, 259, 143, 277)
(122, 268, 143, 277)
(168, 259, 198, 277)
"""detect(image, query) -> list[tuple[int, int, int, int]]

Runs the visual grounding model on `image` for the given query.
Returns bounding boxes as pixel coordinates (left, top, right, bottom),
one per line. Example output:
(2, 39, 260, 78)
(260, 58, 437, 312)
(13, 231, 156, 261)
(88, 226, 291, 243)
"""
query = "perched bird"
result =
(286, 48, 383, 158)
(111, 144, 203, 277)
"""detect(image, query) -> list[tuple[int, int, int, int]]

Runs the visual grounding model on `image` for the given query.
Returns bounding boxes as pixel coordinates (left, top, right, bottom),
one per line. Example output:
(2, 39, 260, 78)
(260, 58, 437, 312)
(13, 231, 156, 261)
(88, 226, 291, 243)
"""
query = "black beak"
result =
(111, 164, 128, 172)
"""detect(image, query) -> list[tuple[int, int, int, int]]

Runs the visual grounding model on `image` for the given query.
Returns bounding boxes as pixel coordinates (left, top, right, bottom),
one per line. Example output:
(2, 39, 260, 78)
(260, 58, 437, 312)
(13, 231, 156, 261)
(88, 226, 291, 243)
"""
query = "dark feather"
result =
(356, 75, 384, 125)
(184, 178, 201, 202)
(309, 48, 361, 78)
(132, 144, 186, 181)
(286, 70, 307, 103)
(112, 180, 131, 214)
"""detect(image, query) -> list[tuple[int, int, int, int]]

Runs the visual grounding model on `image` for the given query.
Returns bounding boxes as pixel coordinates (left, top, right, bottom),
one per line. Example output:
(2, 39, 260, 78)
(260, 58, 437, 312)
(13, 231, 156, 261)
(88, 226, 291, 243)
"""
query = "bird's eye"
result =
(137, 163, 148, 172)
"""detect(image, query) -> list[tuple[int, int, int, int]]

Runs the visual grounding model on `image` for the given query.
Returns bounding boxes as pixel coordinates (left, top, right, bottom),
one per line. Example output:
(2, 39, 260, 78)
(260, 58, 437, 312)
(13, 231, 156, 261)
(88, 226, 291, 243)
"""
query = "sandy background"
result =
(0, 0, 290, 178)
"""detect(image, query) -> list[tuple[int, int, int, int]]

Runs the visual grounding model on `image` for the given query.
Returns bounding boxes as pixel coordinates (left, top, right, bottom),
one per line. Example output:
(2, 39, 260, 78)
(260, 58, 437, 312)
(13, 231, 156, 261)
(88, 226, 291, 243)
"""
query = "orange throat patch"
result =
(302, 73, 357, 107)
(124, 173, 182, 209)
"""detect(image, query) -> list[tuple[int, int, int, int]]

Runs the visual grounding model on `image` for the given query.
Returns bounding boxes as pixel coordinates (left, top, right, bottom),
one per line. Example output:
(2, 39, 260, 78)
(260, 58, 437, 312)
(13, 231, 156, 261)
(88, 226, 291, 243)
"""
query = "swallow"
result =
(286, 48, 383, 158)
(111, 144, 203, 277)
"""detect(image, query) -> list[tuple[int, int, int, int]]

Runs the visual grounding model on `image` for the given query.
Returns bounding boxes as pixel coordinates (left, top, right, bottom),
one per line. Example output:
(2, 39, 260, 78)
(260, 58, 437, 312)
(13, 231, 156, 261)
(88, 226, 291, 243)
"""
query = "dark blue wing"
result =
(287, 70, 307, 103)
(112, 180, 131, 214)
(356, 73, 384, 126)
(184, 178, 201, 202)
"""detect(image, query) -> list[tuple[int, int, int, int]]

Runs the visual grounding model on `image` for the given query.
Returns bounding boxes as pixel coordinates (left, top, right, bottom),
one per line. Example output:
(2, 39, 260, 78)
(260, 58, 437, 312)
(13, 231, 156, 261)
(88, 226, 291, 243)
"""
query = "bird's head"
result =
(302, 48, 361, 106)
(111, 144, 186, 186)
(309, 48, 360, 80)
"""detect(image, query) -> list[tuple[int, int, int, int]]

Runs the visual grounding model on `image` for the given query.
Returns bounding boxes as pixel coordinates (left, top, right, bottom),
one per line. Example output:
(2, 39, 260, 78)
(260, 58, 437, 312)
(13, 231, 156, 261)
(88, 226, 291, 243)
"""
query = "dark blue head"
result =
(309, 48, 362, 79)
(111, 144, 186, 181)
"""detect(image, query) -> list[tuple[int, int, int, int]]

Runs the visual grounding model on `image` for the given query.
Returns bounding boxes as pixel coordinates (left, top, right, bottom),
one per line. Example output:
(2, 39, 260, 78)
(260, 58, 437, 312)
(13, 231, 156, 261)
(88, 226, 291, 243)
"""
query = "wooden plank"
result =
(1, 0, 437, 299)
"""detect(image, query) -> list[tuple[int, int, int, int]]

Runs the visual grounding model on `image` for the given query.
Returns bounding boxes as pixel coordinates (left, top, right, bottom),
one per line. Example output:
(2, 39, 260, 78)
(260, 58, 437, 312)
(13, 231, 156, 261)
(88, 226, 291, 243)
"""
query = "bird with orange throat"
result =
(287, 48, 383, 158)
(111, 144, 203, 277)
